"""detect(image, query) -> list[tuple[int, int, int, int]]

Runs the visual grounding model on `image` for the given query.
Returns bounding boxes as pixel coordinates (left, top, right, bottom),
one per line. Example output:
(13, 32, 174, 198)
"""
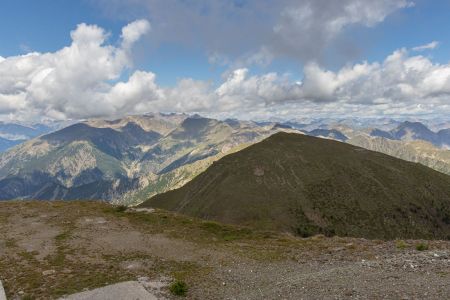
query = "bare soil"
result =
(0, 201, 449, 299)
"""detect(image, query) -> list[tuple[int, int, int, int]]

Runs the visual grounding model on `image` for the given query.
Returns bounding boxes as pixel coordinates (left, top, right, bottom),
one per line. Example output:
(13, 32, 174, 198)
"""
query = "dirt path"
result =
(0, 201, 449, 299)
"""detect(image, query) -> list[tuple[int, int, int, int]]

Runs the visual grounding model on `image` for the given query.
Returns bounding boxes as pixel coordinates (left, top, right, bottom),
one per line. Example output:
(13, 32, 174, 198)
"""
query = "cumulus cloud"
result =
(412, 41, 440, 52)
(91, 0, 412, 65)
(0, 20, 152, 120)
(121, 19, 152, 49)
(297, 49, 450, 106)
(1, 20, 450, 121)
(136, 48, 450, 119)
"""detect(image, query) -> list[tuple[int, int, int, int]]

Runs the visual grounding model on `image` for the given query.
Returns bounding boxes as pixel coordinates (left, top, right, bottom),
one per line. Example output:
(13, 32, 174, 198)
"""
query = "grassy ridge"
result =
(143, 132, 450, 240)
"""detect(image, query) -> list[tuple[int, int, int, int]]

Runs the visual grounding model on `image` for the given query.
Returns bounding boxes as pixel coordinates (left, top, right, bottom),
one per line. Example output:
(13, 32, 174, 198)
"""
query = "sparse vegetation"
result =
(169, 280, 188, 296)
(416, 243, 429, 251)
(1, 201, 449, 299)
(115, 205, 127, 212)
(55, 231, 72, 241)
(295, 225, 318, 238)
(396, 240, 408, 249)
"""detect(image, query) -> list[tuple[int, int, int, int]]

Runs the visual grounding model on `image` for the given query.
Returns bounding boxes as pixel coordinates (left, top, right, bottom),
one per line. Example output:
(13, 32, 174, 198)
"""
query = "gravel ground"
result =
(0, 201, 449, 299)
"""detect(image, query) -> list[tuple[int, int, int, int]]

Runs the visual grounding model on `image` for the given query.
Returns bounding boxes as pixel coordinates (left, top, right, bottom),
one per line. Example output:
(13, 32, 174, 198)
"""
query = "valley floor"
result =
(0, 201, 449, 299)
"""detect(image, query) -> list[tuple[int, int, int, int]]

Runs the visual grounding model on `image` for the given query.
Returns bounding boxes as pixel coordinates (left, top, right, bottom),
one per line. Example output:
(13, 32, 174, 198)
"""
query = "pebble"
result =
(42, 269, 56, 276)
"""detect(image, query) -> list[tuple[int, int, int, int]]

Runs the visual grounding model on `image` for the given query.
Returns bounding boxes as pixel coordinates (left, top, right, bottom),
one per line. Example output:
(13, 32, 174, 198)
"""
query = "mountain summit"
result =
(143, 132, 450, 239)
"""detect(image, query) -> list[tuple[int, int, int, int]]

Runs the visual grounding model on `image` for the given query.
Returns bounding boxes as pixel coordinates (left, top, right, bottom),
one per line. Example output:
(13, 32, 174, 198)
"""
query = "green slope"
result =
(143, 132, 450, 240)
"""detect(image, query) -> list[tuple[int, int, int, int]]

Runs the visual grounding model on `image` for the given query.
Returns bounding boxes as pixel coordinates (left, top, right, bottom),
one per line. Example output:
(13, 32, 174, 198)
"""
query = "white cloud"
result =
(412, 41, 440, 51)
(1, 20, 449, 122)
(0, 20, 152, 120)
(298, 49, 450, 105)
(121, 19, 151, 49)
(163, 47, 450, 119)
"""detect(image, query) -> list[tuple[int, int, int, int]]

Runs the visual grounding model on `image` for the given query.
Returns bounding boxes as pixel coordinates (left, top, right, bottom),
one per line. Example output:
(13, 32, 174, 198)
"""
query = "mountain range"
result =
(0, 114, 292, 202)
(369, 121, 450, 149)
(302, 122, 450, 176)
(0, 114, 448, 205)
(0, 121, 66, 152)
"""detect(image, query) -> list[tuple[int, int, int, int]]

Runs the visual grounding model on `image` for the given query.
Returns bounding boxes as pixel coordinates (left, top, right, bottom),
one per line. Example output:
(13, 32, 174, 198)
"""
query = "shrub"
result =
(295, 225, 317, 238)
(395, 240, 408, 249)
(115, 205, 127, 213)
(416, 243, 429, 251)
(169, 280, 188, 296)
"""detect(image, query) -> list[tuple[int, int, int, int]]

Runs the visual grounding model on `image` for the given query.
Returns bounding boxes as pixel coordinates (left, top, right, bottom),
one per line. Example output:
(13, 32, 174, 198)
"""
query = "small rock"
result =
(332, 247, 345, 252)
(253, 166, 265, 176)
(222, 282, 226, 286)
(137, 276, 149, 283)
(133, 208, 156, 213)
(42, 270, 56, 276)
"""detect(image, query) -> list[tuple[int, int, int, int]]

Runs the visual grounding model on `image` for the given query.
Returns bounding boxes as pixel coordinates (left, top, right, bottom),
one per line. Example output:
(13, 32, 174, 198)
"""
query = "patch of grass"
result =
(396, 240, 408, 249)
(5, 238, 17, 248)
(200, 220, 254, 242)
(223, 234, 239, 241)
(416, 243, 429, 251)
(114, 207, 260, 244)
(18, 251, 36, 260)
(294, 225, 317, 238)
(437, 271, 449, 277)
(49, 250, 66, 267)
(55, 231, 71, 242)
(169, 280, 188, 296)
(201, 221, 223, 232)
(115, 205, 127, 213)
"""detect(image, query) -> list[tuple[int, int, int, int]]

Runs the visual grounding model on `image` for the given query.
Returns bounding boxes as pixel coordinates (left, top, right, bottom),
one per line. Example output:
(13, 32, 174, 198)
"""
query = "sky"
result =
(0, 0, 450, 122)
